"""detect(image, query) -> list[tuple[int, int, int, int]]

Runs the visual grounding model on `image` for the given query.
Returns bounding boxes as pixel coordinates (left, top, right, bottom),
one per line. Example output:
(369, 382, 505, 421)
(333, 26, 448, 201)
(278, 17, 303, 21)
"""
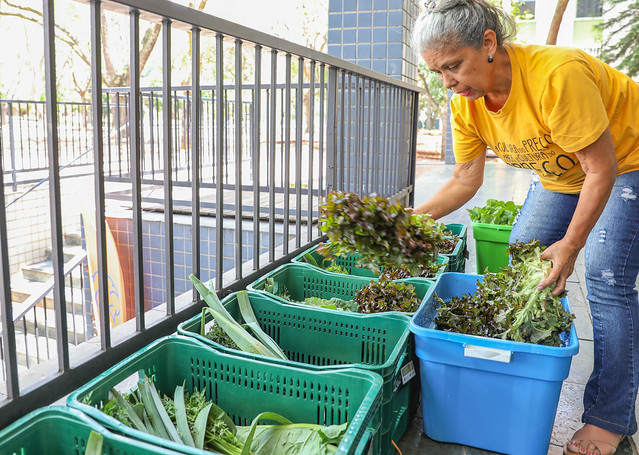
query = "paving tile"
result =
(552, 381, 586, 447)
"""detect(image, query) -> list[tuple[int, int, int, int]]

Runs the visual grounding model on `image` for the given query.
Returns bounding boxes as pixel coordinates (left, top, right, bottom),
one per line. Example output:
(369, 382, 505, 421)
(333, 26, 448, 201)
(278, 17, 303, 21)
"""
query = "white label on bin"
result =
(464, 344, 512, 363)
(400, 361, 416, 384)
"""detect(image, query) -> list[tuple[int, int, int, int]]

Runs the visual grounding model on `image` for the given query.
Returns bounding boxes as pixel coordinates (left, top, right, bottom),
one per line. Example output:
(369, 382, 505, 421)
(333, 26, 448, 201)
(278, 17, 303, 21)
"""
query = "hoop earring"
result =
(488, 54, 494, 63)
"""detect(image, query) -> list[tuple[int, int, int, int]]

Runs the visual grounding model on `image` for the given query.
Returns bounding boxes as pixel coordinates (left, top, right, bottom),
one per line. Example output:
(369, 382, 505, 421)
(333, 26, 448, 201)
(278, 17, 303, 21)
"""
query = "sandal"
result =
(563, 424, 625, 455)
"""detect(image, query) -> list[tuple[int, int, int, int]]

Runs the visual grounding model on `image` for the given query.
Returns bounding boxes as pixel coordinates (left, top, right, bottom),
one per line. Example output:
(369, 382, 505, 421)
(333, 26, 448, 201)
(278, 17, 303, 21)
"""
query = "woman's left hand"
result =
(537, 127, 618, 295)
(537, 238, 582, 295)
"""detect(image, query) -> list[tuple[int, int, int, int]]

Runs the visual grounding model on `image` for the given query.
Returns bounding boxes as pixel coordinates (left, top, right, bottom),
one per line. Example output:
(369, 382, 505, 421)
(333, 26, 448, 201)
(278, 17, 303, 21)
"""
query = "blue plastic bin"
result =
(409, 273, 579, 455)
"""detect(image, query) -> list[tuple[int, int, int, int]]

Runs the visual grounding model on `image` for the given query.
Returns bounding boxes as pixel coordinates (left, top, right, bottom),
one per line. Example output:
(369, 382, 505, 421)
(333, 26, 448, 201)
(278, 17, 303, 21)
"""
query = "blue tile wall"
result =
(372, 43, 387, 58)
(388, 42, 403, 58)
(388, 10, 402, 25)
(358, 11, 372, 26)
(373, 11, 387, 26)
(388, 26, 402, 43)
(329, 13, 343, 28)
(344, 12, 357, 27)
(358, 43, 372, 58)
(100, 215, 287, 310)
(344, 0, 357, 11)
(359, 0, 373, 9)
(343, 28, 357, 43)
(372, 59, 387, 73)
(329, 0, 343, 11)
(327, 44, 341, 57)
(328, 0, 420, 84)
(357, 28, 372, 42)
(343, 44, 357, 59)
(372, 28, 387, 43)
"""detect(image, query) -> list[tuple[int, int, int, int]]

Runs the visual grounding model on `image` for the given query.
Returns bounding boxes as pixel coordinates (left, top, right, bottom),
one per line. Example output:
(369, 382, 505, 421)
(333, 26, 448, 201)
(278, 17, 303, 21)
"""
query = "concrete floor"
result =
(396, 160, 638, 455)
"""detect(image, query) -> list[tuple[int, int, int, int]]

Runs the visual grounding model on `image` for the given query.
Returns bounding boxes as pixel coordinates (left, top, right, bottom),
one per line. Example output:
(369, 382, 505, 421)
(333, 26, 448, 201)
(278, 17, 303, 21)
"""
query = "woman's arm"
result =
(413, 152, 486, 220)
(538, 127, 618, 294)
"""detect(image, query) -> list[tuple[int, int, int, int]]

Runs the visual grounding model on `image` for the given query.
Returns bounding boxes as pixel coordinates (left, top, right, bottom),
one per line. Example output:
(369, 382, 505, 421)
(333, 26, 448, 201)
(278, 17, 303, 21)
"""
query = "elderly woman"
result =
(412, 0, 639, 454)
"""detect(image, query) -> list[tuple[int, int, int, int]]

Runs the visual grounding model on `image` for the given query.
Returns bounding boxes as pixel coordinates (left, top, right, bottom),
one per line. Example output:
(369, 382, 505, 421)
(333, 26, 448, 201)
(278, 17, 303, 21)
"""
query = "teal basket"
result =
(438, 223, 468, 273)
(0, 405, 183, 455)
(67, 335, 382, 455)
(291, 244, 449, 280)
(247, 262, 432, 320)
(178, 290, 417, 455)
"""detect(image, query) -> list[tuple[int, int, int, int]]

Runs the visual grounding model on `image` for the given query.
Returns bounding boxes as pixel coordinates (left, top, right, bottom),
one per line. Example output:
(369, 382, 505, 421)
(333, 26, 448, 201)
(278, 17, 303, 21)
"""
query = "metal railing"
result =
(0, 0, 423, 427)
(0, 252, 93, 383)
(1, 100, 93, 192)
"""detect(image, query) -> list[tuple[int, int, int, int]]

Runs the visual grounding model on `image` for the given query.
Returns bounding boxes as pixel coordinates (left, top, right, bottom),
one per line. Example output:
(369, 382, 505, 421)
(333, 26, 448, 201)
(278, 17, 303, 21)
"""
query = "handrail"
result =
(4, 147, 94, 209)
(2, 251, 88, 331)
(77, 0, 425, 93)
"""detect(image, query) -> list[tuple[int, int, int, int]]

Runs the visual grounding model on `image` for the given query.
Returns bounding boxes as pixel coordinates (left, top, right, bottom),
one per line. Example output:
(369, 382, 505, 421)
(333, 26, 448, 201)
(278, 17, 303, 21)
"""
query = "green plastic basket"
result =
(471, 222, 513, 273)
(67, 335, 382, 455)
(178, 290, 417, 455)
(439, 223, 468, 273)
(247, 262, 432, 320)
(0, 405, 183, 455)
(291, 244, 449, 280)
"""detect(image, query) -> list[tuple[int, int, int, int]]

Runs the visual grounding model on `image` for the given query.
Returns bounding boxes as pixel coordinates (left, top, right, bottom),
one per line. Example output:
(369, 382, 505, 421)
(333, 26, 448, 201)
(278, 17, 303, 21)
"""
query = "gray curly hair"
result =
(412, 0, 517, 53)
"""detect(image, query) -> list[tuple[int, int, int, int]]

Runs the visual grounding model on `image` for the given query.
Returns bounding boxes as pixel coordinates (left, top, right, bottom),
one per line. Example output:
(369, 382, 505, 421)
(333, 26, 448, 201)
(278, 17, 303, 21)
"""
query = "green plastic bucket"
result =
(471, 222, 513, 273)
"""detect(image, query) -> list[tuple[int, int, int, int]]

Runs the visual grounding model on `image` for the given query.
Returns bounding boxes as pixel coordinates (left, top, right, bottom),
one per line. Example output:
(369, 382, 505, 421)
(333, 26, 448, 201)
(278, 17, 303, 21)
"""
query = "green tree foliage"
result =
(598, 0, 639, 77)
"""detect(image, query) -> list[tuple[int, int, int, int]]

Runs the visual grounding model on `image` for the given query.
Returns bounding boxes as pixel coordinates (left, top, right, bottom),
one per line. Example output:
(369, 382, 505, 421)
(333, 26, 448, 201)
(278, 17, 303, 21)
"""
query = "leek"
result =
(83, 431, 103, 455)
(174, 384, 195, 446)
(192, 402, 212, 450)
(302, 252, 320, 267)
(132, 372, 183, 444)
(236, 291, 288, 360)
(190, 274, 284, 359)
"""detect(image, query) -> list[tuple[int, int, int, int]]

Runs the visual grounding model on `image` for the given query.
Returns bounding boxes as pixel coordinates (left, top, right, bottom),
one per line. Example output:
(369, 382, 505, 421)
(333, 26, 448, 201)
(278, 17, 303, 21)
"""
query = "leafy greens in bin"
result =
(354, 279, 421, 313)
(467, 199, 522, 225)
(318, 191, 444, 276)
(264, 277, 420, 314)
(98, 371, 348, 455)
(435, 240, 575, 346)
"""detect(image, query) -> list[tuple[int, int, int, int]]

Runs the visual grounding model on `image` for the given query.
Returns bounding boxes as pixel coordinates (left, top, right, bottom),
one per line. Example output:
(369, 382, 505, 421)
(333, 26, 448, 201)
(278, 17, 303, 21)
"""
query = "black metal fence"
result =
(0, 0, 423, 427)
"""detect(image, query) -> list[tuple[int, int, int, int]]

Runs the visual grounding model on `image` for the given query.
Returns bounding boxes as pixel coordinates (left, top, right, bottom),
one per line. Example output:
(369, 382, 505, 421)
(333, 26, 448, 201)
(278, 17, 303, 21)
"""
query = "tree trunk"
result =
(546, 0, 570, 45)
(417, 69, 447, 159)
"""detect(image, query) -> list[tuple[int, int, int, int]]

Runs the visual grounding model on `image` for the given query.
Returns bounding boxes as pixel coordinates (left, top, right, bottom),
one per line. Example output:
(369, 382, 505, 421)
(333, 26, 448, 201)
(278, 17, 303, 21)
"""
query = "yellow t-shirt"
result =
(451, 43, 639, 193)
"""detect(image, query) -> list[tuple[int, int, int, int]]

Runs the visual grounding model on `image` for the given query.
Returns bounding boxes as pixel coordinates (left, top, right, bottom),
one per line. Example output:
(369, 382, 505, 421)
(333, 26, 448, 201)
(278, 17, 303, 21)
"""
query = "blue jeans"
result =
(510, 170, 639, 435)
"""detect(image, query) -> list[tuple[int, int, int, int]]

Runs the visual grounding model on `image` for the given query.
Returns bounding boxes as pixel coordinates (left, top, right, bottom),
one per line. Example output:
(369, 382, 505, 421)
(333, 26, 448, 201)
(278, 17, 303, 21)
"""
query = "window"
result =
(576, 0, 603, 18)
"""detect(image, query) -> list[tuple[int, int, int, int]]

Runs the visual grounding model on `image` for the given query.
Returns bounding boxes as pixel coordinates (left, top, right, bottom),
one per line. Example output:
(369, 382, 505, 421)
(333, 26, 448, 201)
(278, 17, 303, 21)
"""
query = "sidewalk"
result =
(398, 160, 639, 454)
